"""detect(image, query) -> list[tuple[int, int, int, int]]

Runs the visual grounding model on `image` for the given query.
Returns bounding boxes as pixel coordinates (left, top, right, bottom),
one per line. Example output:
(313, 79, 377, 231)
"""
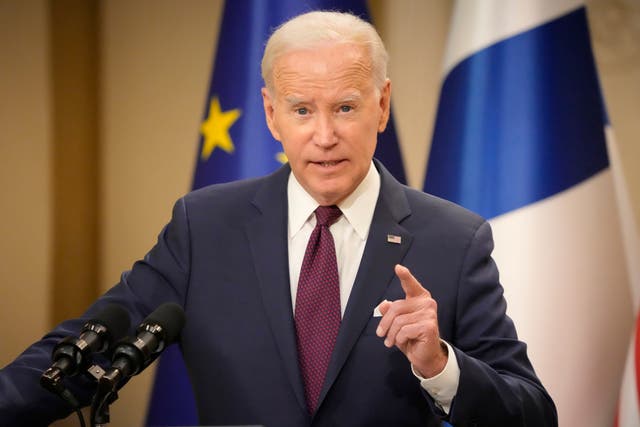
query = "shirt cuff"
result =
(411, 340, 460, 414)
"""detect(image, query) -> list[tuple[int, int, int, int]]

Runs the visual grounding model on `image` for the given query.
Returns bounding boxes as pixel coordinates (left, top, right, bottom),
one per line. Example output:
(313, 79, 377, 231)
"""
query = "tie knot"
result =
(314, 205, 342, 227)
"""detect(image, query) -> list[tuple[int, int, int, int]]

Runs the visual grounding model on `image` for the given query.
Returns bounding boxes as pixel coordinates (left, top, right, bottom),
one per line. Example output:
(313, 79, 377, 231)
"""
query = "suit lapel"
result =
(316, 162, 413, 412)
(245, 165, 308, 414)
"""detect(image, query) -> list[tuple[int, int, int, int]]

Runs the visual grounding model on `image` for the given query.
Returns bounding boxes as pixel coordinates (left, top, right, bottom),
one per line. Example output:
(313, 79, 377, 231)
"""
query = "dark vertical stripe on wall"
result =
(49, 0, 100, 325)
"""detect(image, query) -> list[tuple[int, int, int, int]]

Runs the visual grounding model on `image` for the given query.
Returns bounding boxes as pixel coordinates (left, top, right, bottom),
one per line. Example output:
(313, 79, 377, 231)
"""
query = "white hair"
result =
(261, 11, 389, 93)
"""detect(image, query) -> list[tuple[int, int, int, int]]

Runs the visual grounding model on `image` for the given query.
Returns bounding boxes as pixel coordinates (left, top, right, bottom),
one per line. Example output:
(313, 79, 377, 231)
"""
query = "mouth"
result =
(312, 159, 345, 168)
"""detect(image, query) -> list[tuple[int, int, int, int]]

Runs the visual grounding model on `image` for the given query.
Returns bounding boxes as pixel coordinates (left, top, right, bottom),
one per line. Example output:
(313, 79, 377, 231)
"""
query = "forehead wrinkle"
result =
(272, 47, 375, 98)
(274, 70, 374, 103)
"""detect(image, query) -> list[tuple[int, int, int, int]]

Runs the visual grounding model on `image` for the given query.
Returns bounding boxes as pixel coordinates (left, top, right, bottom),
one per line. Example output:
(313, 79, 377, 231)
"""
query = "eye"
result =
(339, 105, 353, 113)
(295, 107, 308, 115)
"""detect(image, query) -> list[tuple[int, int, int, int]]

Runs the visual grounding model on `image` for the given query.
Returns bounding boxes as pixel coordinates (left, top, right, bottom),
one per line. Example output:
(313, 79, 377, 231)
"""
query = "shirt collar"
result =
(288, 161, 381, 240)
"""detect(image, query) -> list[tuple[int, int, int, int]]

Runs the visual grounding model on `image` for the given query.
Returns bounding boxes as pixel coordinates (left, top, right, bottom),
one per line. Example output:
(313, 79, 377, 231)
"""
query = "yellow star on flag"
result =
(200, 96, 241, 160)
(276, 152, 288, 164)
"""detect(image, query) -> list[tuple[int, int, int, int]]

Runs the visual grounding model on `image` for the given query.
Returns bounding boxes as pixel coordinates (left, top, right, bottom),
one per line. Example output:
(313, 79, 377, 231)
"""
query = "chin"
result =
(314, 186, 351, 206)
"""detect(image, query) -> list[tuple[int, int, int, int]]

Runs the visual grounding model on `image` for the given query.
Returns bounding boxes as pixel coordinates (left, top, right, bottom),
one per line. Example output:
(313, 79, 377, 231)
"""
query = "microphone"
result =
(40, 304, 130, 392)
(99, 302, 185, 390)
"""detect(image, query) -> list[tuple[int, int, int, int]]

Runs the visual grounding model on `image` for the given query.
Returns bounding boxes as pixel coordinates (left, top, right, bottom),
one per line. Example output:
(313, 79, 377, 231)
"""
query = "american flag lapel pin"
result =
(387, 234, 402, 244)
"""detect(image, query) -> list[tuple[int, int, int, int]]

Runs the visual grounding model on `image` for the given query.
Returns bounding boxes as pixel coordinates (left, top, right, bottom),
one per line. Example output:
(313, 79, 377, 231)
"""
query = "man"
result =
(0, 11, 557, 426)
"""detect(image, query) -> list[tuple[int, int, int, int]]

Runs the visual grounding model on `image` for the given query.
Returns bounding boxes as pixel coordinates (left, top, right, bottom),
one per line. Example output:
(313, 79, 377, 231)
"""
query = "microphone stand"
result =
(90, 386, 118, 426)
(91, 360, 130, 427)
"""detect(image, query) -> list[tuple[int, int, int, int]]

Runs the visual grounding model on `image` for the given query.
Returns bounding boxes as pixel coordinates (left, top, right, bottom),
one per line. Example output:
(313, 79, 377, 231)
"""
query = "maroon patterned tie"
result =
(295, 205, 343, 414)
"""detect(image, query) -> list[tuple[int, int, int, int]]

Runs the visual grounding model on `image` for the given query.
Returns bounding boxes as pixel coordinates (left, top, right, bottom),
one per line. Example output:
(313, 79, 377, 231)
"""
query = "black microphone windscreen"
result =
(90, 304, 131, 346)
(143, 303, 185, 345)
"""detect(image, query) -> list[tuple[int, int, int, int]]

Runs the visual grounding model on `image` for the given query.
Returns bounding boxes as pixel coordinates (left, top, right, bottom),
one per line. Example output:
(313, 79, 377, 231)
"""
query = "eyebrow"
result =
(284, 94, 362, 104)
(337, 94, 362, 104)
(284, 96, 306, 105)
(283, 91, 363, 106)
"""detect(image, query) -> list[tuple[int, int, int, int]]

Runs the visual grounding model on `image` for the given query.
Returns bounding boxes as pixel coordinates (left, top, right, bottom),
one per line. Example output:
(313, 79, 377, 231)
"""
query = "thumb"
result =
(377, 299, 392, 316)
(395, 264, 428, 298)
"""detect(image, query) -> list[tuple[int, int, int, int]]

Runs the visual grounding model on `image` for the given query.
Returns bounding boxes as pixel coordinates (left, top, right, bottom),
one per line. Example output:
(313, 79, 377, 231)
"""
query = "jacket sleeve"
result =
(447, 221, 558, 426)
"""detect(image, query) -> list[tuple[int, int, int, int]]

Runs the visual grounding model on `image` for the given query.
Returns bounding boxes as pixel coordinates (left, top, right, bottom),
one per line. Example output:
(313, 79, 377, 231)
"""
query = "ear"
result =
(377, 79, 392, 133)
(262, 87, 281, 141)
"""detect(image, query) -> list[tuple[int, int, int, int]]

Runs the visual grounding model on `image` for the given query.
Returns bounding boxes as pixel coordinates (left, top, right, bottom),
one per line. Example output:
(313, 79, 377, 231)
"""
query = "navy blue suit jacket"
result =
(0, 160, 557, 426)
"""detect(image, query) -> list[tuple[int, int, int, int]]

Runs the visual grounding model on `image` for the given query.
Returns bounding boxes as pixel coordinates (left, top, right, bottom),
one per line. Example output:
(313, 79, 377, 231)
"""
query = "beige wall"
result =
(1, 1, 638, 426)
(589, 0, 640, 221)
(0, 0, 51, 364)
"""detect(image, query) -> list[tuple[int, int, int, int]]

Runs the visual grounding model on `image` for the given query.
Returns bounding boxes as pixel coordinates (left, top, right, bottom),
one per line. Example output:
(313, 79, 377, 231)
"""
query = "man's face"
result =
(262, 43, 391, 206)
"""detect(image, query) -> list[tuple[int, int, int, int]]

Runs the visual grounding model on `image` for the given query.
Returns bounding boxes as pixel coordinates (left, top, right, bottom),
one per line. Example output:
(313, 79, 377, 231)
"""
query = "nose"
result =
(313, 113, 338, 148)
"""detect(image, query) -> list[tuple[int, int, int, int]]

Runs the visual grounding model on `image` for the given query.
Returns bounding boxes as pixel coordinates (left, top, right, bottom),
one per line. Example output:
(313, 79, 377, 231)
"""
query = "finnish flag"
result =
(424, 1, 639, 425)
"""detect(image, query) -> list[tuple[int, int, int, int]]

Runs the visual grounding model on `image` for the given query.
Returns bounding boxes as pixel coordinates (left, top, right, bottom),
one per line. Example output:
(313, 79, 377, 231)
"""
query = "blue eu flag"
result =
(145, 1, 406, 425)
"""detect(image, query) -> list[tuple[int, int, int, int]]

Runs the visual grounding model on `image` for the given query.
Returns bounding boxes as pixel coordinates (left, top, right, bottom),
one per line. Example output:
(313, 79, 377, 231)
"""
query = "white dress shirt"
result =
(286, 162, 459, 414)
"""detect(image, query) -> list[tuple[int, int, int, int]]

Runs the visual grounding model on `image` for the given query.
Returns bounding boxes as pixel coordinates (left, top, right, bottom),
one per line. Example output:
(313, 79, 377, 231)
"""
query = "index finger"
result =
(395, 264, 430, 299)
